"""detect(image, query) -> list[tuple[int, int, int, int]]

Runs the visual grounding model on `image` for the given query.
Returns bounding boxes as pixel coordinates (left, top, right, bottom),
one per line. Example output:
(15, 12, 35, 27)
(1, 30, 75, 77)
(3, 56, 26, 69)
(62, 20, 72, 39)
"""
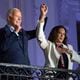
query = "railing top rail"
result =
(0, 63, 79, 73)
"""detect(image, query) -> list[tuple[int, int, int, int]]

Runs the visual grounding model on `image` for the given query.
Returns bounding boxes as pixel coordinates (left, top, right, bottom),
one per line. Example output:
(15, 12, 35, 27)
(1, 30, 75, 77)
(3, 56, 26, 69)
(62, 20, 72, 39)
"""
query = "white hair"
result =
(7, 8, 21, 17)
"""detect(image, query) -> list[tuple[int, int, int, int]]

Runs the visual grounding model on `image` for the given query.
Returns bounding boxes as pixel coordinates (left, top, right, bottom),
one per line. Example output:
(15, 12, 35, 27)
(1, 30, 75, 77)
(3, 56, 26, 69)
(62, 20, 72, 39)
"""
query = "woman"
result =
(36, 23, 80, 79)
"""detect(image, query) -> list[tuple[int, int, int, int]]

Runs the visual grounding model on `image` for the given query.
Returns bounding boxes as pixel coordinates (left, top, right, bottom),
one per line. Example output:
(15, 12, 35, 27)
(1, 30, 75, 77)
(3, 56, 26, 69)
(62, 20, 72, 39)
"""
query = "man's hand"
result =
(39, 3, 48, 22)
(15, 25, 22, 33)
(13, 25, 21, 36)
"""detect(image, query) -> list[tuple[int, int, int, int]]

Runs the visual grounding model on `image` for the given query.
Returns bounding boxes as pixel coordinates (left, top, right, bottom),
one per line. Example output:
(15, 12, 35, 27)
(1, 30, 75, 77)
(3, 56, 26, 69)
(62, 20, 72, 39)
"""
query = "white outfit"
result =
(36, 21, 80, 70)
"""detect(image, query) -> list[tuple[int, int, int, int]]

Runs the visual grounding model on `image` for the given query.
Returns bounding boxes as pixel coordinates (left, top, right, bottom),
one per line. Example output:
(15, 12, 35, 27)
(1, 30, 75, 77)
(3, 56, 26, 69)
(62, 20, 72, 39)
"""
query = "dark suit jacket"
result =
(0, 25, 36, 65)
(0, 17, 47, 65)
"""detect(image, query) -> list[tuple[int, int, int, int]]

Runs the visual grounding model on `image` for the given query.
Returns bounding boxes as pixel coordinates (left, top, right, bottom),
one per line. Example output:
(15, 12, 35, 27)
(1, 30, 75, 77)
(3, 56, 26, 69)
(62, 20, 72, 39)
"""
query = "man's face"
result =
(8, 10, 22, 27)
(56, 28, 66, 43)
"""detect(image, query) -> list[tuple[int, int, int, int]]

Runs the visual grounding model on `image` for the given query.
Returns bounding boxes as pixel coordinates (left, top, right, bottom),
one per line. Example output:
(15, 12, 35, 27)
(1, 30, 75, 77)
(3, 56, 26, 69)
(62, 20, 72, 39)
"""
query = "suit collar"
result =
(4, 25, 12, 36)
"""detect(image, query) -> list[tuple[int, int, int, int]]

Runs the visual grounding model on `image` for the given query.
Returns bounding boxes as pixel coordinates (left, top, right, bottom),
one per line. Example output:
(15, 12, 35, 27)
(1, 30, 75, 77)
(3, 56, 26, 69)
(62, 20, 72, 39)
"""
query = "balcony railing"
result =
(0, 63, 79, 80)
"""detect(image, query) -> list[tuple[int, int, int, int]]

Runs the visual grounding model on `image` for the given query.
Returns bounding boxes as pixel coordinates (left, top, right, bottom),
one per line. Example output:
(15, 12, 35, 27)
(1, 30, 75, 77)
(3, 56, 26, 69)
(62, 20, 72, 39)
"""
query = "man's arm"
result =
(26, 4, 48, 40)
(26, 17, 48, 40)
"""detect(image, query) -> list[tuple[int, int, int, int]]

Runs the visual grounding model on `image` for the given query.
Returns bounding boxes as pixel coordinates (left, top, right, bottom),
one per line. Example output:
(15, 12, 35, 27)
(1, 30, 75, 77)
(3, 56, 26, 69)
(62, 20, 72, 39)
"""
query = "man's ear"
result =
(7, 16, 12, 22)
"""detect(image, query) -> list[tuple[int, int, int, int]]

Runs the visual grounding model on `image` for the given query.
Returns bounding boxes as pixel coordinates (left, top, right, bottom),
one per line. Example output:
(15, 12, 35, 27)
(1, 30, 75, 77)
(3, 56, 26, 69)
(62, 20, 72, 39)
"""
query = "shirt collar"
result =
(8, 24, 15, 32)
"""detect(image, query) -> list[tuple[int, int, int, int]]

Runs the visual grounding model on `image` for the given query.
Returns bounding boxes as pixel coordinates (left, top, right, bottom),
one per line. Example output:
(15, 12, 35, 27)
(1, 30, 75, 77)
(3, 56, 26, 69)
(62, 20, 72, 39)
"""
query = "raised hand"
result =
(39, 3, 48, 21)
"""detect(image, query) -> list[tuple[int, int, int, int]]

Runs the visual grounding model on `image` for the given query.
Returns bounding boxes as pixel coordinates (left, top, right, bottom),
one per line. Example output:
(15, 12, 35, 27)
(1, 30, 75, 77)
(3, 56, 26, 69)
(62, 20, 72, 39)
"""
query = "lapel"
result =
(48, 41, 60, 67)
(18, 29, 24, 49)
(20, 29, 27, 52)
(4, 25, 12, 36)
(18, 36, 23, 49)
(52, 43, 61, 59)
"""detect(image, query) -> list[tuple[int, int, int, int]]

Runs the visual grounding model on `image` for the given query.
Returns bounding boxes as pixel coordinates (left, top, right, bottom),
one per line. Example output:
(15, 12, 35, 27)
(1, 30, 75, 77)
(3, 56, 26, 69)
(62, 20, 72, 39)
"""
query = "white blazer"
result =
(36, 21, 80, 70)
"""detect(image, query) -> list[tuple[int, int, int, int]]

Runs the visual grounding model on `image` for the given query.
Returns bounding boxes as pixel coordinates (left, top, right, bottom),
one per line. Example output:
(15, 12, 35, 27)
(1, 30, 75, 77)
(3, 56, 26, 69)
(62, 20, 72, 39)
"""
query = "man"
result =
(0, 4, 48, 65)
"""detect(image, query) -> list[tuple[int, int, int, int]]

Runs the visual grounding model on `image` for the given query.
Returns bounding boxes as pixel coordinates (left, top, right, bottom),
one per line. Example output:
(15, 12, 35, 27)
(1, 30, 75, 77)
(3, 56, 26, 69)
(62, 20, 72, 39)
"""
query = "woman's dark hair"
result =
(48, 25, 67, 45)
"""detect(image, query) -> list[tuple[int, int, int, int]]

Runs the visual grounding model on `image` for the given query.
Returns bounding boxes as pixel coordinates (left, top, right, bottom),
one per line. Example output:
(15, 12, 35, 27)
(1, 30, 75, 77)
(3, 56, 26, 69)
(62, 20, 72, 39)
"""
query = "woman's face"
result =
(56, 28, 66, 43)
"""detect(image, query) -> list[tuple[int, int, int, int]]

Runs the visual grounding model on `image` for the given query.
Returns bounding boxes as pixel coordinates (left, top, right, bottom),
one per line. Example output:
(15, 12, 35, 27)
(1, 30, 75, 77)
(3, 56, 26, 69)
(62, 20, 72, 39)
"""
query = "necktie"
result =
(58, 53, 68, 69)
